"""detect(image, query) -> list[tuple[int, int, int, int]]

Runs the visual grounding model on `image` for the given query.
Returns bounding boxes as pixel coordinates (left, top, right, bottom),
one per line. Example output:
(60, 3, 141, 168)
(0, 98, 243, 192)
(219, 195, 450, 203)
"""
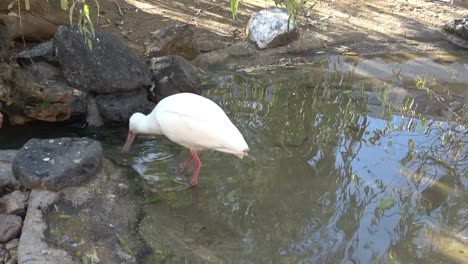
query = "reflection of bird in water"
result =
(122, 93, 249, 190)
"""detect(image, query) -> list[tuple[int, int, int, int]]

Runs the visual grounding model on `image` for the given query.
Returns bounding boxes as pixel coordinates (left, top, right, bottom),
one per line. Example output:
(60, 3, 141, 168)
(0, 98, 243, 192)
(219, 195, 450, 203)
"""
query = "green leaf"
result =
(230, 0, 240, 19)
(61, 0, 68, 11)
(86, 38, 93, 51)
(379, 196, 395, 210)
(382, 87, 388, 102)
(82, 255, 89, 264)
(117, 234, 134, 256)
(421, 117, 426, 127)
(84, 4, 91, 21)
(400, 139, 416, 165)
(69, 1, 76, 25)
(58, 214, 72, 219)
(87, 17, 96, 38)
(408, 139, 415, 152)
(142, 197, 161, 204)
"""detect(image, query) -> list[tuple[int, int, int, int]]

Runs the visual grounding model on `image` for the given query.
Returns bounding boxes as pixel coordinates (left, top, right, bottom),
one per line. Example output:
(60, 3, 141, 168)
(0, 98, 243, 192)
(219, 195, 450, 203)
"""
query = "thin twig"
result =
(109, 0, 123, 16)
(17, 0, 26, 48)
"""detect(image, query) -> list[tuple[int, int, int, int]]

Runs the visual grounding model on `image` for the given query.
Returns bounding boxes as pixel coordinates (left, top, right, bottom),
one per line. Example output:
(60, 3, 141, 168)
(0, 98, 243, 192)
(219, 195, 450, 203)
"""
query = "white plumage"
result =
(122, 93, 249, 187)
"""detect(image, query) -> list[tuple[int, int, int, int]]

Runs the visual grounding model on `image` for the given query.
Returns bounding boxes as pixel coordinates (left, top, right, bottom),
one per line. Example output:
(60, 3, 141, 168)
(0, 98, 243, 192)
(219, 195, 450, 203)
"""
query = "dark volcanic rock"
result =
(12, 137, 102, 191)
(16, 40, 57, 66)
(70, 89, 88, 120)
(54, 26, 152, 94)
(147, 55, 201, 102)
(96, 89, 155, 123)
(0, 18, 9, 62)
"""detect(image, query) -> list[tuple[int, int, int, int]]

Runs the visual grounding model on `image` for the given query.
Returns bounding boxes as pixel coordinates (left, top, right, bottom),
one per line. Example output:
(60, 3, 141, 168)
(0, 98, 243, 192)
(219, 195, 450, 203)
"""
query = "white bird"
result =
(122, 93, 249, 188)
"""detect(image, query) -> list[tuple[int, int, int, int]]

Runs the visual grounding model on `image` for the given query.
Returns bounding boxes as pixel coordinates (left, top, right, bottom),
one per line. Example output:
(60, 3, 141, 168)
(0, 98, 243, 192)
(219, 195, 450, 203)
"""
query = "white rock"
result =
(247, 8, 299, 49)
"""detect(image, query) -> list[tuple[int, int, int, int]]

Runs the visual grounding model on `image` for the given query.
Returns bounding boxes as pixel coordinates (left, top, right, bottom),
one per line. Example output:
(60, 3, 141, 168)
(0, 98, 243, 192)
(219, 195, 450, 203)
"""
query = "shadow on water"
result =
(1, 53, 467, 263)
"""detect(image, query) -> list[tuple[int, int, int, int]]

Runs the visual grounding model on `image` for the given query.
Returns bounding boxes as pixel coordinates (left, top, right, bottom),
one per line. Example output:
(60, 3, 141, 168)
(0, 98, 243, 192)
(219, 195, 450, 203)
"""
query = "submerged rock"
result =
(12, 137, 102, 191)
(147, 55, 201, 102)
(54, 26, 152, 94)
(18, 190, 77, 264)
(246, 8, 299, 49)
(145, 23, 200, 60)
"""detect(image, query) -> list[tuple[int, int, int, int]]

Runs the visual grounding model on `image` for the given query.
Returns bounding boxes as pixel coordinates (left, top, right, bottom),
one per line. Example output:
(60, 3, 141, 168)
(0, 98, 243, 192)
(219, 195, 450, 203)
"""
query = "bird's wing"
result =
(155, 93, 231, 123)
(157, 110, 238, 152)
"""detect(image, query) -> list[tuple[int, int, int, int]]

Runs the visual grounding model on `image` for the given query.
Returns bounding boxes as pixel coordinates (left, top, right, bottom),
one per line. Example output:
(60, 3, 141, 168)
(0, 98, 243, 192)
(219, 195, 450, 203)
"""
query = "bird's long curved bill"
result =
(122, 131, 135, 152)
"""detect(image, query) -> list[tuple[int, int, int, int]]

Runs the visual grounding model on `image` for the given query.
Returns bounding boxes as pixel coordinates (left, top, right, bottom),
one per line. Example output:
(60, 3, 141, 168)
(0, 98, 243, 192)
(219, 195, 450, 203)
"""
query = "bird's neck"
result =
(138, 114, 162, 135)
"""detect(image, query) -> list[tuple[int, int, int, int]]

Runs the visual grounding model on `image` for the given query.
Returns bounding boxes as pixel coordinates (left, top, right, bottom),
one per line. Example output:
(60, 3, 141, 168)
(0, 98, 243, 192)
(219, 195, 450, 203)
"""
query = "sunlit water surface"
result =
(1, 53, 467, 263)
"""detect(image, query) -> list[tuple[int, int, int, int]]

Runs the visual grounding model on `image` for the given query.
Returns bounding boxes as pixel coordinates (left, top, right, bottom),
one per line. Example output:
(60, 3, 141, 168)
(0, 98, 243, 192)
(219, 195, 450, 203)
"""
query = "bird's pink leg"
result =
(190, 150, 201, 186)
(178, 154, 194, 173)
(166, 150, 201, 191)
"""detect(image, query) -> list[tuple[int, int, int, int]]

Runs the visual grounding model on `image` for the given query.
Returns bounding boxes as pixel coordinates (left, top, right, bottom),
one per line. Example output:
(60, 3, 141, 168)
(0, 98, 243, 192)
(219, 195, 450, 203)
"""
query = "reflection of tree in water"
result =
(204, 66, 375, 262)
(202, 63, 467, 263)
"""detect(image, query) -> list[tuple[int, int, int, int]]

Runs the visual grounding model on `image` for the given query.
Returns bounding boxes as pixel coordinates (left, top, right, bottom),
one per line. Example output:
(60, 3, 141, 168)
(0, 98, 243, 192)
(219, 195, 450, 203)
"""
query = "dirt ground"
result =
(90, 0, 467, 59)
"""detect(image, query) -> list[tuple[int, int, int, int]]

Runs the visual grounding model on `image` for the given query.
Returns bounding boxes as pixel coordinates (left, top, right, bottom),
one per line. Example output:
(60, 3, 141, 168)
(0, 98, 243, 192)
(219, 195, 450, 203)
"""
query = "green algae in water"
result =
(116, 234, 134, 256)
(47, 212, 86, 242)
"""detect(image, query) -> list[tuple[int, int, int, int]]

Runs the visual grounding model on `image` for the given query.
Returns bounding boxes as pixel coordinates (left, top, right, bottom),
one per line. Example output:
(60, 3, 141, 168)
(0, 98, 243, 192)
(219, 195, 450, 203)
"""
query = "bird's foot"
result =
(170, 164, 188, 174)
(163, 180, 196, 192)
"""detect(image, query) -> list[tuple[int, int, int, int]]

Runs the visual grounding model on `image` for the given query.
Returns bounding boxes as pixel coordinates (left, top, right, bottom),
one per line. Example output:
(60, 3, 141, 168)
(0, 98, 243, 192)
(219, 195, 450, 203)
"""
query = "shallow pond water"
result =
(1, 53, 467, 263)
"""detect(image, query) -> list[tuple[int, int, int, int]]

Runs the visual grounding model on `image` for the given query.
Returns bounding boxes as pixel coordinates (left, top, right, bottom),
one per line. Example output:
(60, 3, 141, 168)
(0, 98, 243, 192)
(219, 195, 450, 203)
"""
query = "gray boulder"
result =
(0, 190, 29, 215)
(54, 26, 152, 94)
(69, 88, 88, 121)
(147, 55, 201, 102)
(0, 243, 6, 264)
(5, 238, 18, 264)
(0, 214, 22, 243)
(18, 190, 77, 264)
(145, 23, 200, 60)
(16, 40, 57, 66)
(96, 89, 155, 123)
(18, 159, 148, 264)
(0, 150, 20, 196)
(12, 138, 102, 191)
(246, 8, 299, 49)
